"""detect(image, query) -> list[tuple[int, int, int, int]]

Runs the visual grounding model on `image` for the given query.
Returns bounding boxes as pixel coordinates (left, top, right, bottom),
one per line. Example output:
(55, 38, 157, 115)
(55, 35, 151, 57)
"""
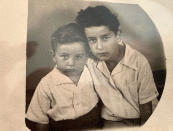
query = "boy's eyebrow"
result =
(102, 33, 112, 36)
(76, 53, 85, 55)
(58, 52, 69, 55)
(87, 37, 96, 39)
(87, 33, 112, 38)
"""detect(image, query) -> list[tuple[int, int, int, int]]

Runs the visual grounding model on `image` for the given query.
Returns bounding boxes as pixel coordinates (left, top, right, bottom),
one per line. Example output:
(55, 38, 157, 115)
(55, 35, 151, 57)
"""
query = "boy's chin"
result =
(63, 69, 82, 76)
(96, 56, 109, 61)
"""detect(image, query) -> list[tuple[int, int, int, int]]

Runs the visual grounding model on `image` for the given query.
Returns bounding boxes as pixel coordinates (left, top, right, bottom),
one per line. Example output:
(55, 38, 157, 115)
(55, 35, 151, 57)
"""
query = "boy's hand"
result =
(139, 102, 152, 125)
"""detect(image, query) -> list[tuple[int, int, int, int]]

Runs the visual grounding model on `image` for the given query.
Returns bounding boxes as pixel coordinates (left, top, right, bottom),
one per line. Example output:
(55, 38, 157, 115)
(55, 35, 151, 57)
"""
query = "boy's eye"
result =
(102, 35, 111, 40)
(88, 38, 97, 44)
(75, 54, 83, 60)
(60, 55, 69, 60)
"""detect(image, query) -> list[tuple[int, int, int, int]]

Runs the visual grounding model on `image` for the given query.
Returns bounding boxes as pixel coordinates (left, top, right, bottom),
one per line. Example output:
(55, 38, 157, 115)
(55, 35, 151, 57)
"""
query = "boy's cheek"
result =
(77, 62, 86, 69)
(76, 59, 87, 68)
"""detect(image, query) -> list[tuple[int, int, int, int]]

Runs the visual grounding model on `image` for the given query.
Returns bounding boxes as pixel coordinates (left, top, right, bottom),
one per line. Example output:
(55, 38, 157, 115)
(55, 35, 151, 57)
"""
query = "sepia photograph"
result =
(25, 0, 166, 130)
(0, 0, 173, 131)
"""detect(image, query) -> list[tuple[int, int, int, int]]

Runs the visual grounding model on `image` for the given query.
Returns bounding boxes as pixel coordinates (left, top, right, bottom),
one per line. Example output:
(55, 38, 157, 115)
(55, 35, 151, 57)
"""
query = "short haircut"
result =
(75, 6, 120, 35)
(51, 23, 89, 53)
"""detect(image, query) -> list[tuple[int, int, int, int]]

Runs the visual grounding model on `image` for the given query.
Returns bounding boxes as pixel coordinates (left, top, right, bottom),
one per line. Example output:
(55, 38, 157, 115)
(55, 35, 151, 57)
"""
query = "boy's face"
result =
(85, 26, 120, 61)
(53, 42, 88, 76)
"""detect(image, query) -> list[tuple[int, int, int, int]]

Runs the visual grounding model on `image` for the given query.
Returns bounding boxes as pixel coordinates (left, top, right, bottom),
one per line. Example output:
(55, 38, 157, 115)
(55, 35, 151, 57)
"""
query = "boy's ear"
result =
(49, 49, 56, 62)
(49, 49, 55, 56)
(116, 26, 121, 38)
(116, 27, 123, 45)
(117, 30, 121, 38)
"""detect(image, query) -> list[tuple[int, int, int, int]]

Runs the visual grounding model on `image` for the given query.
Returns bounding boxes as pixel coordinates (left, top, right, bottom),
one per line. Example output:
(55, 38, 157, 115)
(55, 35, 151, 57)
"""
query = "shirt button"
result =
(76, 103, 80, 106)
(74, 102, 78, 106)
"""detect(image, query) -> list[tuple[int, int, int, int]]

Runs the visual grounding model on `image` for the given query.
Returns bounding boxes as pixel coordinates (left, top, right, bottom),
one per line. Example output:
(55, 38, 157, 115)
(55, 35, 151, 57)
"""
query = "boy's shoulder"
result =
(37, 68, 55, 88)
(87, 58, 99, 65)
(124, 43, 150, 70)
(38, 67, 65, 88)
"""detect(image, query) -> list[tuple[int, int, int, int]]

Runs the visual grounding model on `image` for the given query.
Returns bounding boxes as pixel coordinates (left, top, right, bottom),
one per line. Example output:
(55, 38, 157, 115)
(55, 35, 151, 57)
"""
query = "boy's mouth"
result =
(63, 69, 81, 76)
(65, 69, 76, 73)
(97, 52, 109, 57)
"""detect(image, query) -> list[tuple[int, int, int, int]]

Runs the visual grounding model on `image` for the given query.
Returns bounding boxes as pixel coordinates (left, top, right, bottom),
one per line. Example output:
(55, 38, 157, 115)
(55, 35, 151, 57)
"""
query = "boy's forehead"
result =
(55, 42, 86, 52)
(84, 26, 113, 37)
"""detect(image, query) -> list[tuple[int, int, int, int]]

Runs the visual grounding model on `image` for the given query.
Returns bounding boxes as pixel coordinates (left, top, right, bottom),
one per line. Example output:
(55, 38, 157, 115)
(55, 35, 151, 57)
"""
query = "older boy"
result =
(76, 6, 159, 126)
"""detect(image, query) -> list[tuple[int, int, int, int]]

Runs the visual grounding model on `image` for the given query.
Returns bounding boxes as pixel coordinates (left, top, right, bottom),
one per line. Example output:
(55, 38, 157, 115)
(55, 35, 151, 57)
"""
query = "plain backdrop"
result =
(27, 0, 165, 76)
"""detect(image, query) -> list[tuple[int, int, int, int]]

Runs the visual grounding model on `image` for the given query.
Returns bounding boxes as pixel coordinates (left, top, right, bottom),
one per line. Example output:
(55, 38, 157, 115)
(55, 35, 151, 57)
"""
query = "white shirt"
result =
(26, 66, 99, 124)
(87, 43, 159, 121)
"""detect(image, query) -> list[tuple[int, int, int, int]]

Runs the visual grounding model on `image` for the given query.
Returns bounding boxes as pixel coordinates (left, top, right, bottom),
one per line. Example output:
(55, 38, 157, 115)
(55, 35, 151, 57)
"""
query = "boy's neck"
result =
(106, 44, 125, 72)
(63, 70, 83, 86)
(67, 73, 82, 86)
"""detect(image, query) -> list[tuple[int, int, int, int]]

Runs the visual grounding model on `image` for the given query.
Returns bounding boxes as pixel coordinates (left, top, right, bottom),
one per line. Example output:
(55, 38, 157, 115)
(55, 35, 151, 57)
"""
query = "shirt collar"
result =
(95, 42, 137, 76)
(50, 66, 74, 86)
(119, 42, 137, 71)
(50, 66, 88, 86)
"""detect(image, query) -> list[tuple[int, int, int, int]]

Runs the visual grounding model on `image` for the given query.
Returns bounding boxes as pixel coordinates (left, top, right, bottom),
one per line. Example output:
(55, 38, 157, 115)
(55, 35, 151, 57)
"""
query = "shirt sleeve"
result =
(26, 80, 51, 124)
(138, 56, 159, 105)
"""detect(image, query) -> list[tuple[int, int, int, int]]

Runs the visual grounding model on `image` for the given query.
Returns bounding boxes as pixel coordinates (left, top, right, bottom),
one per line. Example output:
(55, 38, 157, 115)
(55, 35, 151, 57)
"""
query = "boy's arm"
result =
(138, 56, 159, 125)
(26, 81, 51, 128)
(34, 123, 49, 131)
(87, 63, 139, 119)
(139, 101, 152, 125)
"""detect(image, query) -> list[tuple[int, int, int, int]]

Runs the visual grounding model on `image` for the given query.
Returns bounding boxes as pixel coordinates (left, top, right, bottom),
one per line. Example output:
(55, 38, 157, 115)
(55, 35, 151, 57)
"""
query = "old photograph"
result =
(25, 0, 166, 130)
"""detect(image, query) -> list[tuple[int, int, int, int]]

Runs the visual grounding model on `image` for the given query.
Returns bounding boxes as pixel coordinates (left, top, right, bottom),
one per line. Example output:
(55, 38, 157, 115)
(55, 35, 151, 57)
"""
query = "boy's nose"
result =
(67, 58, 75, 66)
(96, 39, 103, 50)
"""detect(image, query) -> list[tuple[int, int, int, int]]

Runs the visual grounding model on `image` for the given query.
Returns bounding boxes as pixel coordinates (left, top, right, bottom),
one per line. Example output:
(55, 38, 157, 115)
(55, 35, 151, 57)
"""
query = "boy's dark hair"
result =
(51, 23, 89, 53)
(75, 6, 120, 35)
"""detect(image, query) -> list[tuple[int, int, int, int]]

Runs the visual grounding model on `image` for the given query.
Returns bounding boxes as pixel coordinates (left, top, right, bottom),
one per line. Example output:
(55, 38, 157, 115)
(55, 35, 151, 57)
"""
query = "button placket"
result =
(72, 87, 81, 116)
(109, 76, 116, 87)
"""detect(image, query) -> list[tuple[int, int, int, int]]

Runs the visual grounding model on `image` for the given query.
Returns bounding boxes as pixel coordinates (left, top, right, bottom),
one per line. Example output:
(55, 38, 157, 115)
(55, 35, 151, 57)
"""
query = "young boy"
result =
(26, 23, 102, 131)
(76, 6, 159, 126)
